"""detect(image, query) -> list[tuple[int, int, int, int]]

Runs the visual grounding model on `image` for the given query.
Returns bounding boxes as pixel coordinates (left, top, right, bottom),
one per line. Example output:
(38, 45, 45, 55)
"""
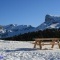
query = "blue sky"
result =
(0, 0, 60, 27)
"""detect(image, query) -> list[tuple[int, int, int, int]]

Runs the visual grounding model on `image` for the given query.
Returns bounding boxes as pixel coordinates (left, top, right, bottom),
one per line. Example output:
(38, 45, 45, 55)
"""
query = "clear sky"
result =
(0, 0, 60, 27)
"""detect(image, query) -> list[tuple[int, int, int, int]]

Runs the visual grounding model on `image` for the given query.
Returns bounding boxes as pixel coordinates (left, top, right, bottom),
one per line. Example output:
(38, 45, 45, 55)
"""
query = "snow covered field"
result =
(0, 40, 60, 60)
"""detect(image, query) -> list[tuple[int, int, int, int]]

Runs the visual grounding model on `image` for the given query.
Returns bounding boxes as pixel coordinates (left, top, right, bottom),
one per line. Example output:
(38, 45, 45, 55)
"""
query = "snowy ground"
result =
(0, 40, 60, 60)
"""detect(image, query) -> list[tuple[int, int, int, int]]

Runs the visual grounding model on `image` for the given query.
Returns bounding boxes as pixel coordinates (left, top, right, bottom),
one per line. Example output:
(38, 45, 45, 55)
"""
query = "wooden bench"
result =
(33, 38, 60, 49)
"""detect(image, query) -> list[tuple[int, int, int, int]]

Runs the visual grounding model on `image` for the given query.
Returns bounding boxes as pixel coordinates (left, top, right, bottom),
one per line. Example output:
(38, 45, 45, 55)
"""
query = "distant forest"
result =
(2, 28, 60, 41)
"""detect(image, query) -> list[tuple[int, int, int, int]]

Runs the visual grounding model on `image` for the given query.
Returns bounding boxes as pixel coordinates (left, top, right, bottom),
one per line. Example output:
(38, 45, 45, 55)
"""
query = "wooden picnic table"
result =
(34, 38, 60, 49)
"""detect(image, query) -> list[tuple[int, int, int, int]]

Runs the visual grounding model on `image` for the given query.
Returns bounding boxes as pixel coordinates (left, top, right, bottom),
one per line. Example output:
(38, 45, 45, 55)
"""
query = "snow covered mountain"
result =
(0, 14, 60, 38)
(37, 15, 60, 30)
(0, 24, 36, 38)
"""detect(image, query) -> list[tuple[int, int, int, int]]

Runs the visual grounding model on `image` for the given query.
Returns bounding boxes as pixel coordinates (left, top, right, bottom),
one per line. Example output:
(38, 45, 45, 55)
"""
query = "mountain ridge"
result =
(0, 14, 60, 38)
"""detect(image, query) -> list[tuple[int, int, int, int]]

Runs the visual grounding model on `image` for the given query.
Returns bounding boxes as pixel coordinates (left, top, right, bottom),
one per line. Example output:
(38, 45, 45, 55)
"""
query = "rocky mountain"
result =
(0, 24, 36, 38)
(0, 14, 60, 38)
(37, 15, 60, 30)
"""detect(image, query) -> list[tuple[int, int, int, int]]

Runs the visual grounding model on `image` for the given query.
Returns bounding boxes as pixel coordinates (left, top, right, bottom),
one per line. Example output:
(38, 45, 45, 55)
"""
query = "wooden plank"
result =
(34, 38, 60, 41)
(33, 42, 60, 45)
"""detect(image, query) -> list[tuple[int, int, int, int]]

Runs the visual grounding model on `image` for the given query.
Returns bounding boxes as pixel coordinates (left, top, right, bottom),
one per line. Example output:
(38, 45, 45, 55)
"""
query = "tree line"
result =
(2, 28, 60, 41)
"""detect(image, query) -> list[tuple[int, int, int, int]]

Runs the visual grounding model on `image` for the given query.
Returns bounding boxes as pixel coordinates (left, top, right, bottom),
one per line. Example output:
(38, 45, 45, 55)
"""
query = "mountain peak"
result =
(45, 14, 60, 23)
(37, 14, 60, 30)
(9, 24, 17, 27)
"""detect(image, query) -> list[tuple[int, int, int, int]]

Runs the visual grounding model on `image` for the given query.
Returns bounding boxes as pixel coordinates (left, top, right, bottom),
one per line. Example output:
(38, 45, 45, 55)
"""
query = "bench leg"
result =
(58, 43, 60, 48)
(57, 40, 60, 48)
(51, 40, 55, 48)
(34, 41, 37, 48)
(39, 41, 42, 49)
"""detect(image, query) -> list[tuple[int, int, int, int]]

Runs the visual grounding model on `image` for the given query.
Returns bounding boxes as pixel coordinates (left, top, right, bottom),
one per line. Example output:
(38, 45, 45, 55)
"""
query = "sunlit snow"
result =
(0, 40, 60, 60)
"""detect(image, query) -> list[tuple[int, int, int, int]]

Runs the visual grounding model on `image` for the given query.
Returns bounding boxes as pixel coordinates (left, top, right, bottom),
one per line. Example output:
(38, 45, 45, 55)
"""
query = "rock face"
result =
(45, 15, 52, 22)
(45, 15, 60, 23)
(37, 15, 60, 30)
